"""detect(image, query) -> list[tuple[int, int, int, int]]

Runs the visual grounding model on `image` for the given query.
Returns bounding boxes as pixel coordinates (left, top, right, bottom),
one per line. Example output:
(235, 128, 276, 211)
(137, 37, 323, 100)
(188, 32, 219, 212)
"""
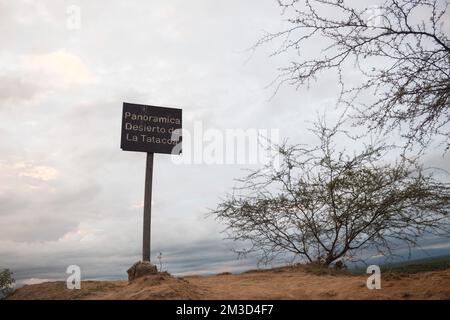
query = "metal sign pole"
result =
(142, 152, 154, 262)
(121, 103, 181, 275)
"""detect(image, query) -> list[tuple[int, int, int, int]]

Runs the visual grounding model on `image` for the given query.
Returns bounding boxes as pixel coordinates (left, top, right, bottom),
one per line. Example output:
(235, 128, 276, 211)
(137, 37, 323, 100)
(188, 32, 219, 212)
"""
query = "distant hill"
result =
(349, 254, 450, 274)
(379, 254, 450, 274)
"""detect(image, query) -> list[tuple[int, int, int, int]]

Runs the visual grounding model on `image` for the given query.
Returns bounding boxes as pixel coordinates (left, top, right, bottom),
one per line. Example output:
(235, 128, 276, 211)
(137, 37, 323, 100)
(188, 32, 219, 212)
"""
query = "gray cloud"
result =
(0, 0, 448, 285)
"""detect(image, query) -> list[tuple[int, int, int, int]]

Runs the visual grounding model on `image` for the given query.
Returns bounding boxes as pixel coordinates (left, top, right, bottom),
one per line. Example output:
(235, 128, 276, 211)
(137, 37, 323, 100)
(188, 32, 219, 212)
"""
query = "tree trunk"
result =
(324, 256, 335, 267)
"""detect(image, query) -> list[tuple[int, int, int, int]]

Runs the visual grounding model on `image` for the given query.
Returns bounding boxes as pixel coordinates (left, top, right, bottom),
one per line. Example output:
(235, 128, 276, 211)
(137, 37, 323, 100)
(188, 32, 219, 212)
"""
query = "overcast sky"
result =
(1, 0, 449, 285)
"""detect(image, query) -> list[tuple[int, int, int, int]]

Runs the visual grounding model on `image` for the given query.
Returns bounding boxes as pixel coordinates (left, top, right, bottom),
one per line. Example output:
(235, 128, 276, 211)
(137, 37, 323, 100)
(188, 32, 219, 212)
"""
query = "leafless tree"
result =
(211, 119, 450, 266)
(257, 0, 450, 151)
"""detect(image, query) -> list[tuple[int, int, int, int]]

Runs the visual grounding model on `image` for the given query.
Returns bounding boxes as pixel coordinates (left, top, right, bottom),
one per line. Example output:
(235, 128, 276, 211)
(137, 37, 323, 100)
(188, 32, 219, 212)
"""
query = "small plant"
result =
(0, 269, 15, 299)
(303, 262, 350, 276)
(157, 252, 164, 272)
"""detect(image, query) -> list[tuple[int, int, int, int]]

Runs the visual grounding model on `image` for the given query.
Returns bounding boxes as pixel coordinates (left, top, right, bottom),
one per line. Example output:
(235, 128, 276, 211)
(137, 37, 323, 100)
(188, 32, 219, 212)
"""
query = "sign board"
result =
(121, 102, 182, 154)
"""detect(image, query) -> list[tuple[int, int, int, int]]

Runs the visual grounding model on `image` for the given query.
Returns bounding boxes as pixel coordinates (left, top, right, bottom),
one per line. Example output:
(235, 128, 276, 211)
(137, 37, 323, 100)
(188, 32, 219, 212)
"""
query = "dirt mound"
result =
(9, 273, 202, 300)
(8, 267, 450, 300)
(101, 274, 203, 300)
(7, 280, 122, 300)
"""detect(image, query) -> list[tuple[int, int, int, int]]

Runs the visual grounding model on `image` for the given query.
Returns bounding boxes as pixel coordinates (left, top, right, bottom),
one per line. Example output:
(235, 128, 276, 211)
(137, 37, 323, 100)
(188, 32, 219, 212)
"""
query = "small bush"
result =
(302, 262, 350, 276)
(0, 269, 15, 299)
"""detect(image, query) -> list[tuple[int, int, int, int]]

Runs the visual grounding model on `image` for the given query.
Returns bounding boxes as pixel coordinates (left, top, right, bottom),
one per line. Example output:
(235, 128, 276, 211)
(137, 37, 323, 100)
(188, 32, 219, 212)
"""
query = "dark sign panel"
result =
(121, 102, 182, 154)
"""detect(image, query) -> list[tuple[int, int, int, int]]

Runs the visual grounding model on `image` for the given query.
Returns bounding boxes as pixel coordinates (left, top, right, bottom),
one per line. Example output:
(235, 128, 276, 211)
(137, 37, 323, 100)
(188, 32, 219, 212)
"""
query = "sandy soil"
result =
(8, 266, 450, 300)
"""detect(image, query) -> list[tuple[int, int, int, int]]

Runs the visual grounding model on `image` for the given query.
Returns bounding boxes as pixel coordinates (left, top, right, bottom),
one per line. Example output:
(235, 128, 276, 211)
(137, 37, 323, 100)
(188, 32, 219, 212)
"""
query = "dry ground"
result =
(8, 266, 450, 300)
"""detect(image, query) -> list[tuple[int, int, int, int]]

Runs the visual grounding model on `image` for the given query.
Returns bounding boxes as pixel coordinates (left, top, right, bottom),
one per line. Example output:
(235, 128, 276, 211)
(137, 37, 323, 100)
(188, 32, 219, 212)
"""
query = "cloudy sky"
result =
(1, 0, 449, 285)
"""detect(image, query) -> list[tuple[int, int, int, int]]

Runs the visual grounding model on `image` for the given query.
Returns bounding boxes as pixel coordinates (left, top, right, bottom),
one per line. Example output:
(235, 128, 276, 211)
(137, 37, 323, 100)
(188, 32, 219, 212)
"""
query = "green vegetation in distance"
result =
(351, 255, 450, 275)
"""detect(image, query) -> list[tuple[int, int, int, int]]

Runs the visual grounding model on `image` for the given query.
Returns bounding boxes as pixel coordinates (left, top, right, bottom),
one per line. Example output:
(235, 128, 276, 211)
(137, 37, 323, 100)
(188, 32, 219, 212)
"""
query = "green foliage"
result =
(381, 255, 450, 274)
(0, 269, 15, 299)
